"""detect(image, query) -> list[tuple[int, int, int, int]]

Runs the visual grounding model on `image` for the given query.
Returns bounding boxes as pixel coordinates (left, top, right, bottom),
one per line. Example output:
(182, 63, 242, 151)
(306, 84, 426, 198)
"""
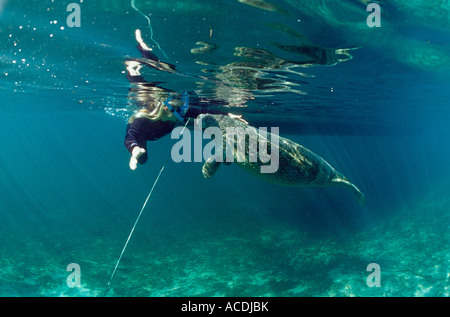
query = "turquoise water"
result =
(1, 0, 449, 297)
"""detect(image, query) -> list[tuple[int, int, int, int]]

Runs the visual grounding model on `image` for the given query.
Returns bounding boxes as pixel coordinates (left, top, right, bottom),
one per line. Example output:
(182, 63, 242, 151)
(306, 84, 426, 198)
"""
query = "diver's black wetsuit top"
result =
(124, 107, 226, 164)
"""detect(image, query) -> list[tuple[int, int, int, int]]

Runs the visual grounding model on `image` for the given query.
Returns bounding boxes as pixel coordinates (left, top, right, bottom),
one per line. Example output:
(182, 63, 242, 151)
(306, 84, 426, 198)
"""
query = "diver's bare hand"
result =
(228, 113, 248, 124)
(129, 146, 146, 170)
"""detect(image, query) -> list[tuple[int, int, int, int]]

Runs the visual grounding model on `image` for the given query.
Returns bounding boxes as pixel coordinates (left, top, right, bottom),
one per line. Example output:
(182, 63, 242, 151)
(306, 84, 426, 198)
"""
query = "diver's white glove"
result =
(129, 146, 146, 170)
(228, 113, 248, 125)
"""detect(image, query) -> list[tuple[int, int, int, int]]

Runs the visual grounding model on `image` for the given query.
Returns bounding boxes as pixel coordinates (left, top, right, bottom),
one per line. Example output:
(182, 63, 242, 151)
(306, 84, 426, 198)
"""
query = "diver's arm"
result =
(124, 118, 149, 170)
(185, 107, 227, 118)
(185, 107, 248, 124)
(227, 113, 248, 124)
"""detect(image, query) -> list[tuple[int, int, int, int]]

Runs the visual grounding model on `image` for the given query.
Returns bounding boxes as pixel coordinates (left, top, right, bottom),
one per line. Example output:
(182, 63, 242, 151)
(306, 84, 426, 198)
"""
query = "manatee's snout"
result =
(196, 113, 220, 130)
(195, 114, 207, 130)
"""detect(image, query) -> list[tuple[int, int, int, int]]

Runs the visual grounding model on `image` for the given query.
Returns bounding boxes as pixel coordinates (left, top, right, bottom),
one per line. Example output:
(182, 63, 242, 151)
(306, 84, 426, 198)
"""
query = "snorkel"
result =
(164, 91, 190, 123)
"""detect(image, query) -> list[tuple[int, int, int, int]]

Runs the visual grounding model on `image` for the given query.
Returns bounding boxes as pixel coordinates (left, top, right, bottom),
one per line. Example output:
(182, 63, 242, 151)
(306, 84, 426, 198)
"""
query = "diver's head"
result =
(159, 105, 175, 122)
(162, 92, 190, 123)
(130, 100, 173, 123)
(130, 92, 189, 123)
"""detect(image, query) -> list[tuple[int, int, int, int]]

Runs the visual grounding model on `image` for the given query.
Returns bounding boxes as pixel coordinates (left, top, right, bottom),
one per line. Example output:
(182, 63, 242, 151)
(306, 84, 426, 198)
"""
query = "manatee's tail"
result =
(332, 176, 366, 203)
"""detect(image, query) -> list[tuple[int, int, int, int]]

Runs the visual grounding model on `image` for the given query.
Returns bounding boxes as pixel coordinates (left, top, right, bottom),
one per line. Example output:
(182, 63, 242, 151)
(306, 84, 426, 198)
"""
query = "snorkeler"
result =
(124, 30, 246, 170)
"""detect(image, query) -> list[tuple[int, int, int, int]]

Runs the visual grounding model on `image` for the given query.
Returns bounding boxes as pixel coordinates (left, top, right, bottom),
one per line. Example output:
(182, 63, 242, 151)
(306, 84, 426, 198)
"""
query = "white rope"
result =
(103, 118, 191, 296)
(103, 165, 165, 296)
(180, 117, 191, 135)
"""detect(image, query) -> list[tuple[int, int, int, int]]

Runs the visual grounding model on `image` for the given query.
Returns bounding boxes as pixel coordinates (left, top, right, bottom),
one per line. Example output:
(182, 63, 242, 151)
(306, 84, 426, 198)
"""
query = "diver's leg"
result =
(135, 29, 160, 61)
(126, 29, 157, 82)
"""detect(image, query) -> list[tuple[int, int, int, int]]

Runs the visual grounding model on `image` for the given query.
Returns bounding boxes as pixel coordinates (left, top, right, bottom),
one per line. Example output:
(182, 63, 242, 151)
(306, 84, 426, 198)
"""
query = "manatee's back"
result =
(214, 115, 326, 185)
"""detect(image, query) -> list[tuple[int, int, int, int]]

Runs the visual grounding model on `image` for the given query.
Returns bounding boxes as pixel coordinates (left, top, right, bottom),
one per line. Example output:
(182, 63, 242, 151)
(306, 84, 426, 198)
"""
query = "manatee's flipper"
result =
(202, 156, 222, 179)
(332, 177, 366, 203)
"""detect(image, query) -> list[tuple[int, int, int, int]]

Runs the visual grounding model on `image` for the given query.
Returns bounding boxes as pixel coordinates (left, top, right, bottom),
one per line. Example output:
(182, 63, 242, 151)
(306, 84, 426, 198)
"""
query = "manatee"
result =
(197, 114, 365, 202)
